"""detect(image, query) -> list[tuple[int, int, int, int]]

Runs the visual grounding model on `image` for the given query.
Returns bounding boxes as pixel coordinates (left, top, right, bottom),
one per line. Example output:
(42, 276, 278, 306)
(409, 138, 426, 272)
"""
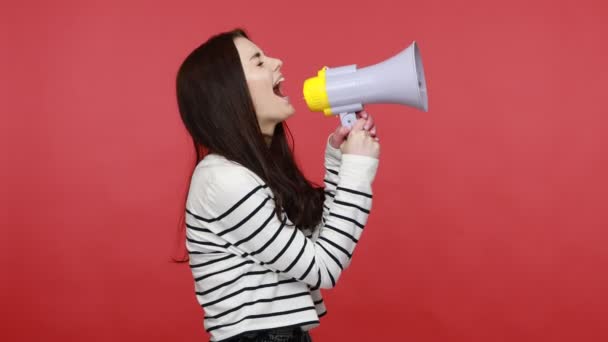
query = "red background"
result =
(2, 0, 607, 341)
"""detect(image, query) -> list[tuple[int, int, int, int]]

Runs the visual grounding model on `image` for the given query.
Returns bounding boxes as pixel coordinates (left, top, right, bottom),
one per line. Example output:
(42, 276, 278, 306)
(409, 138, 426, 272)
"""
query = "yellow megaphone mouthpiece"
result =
(302, 67, 333, 116)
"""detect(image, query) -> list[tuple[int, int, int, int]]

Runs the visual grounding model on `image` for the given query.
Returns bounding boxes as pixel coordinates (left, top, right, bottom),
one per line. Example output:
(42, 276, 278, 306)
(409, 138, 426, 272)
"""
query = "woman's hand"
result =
(340, 116, 381, 159)
(329, 110, 379, 149)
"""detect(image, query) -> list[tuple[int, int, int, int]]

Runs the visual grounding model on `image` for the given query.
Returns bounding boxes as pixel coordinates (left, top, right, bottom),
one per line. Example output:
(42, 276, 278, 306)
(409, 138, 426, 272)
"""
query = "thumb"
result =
(330, 126, 351, 148)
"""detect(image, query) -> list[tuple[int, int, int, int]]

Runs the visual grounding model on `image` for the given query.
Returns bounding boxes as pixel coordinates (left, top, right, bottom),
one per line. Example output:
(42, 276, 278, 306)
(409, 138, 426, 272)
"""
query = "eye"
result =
(257, 61, 264, 67)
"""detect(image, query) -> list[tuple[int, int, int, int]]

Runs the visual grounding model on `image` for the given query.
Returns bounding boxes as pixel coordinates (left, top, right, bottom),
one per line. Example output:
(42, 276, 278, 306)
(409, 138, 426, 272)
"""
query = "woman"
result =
(175, 28, 380, 342)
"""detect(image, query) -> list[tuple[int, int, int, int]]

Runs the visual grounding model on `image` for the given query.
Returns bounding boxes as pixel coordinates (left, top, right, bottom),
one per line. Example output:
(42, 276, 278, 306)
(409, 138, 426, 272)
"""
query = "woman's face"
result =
(234, 37, 295, 135)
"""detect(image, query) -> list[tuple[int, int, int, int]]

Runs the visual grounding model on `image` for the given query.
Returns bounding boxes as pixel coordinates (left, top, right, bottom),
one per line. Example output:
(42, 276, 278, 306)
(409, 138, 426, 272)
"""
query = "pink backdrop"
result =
(2, 0, 608, 341)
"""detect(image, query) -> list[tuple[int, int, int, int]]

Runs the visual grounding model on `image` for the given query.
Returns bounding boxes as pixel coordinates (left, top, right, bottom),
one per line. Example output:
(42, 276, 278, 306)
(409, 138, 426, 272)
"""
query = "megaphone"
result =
(303, 41, 428, 127)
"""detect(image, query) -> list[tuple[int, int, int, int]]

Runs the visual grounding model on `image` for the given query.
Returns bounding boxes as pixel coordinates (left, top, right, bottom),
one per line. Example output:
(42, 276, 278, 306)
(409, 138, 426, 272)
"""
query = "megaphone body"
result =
(303, 41, 428, 127)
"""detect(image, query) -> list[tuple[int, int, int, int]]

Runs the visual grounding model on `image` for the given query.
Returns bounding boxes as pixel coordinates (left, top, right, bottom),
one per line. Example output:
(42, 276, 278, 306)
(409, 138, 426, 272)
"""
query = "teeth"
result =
(274, 77, 284, 87)
(273, 78, 285, 97)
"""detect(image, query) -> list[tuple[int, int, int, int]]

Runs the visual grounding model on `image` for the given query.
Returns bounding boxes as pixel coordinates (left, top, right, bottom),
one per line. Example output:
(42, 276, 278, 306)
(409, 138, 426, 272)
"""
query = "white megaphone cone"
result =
(303, 41, 428, 127)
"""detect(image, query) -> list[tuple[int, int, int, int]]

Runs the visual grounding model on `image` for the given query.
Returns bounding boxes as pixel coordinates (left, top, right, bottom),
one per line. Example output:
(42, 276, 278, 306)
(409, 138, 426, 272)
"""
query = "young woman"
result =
(175, 28, 380, 342)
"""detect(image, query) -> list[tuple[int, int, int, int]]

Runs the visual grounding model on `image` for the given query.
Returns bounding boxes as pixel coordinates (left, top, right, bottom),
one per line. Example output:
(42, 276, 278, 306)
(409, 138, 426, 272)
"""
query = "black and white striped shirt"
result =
(185, 136, 379, 341)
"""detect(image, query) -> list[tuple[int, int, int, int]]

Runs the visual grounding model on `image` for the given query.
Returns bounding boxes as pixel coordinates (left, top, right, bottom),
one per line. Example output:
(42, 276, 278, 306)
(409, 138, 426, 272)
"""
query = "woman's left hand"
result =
(329, 110, 378, 149)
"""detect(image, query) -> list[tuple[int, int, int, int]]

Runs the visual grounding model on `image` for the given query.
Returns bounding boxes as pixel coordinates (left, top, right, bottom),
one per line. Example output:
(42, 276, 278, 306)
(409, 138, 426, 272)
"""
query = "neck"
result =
(263, 134, 273, 147)
(259, 121, 276, 147)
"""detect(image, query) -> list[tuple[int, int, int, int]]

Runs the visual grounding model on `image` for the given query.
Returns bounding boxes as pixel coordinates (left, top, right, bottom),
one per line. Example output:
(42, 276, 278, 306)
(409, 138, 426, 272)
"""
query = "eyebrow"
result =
(249, 52, 261, 61)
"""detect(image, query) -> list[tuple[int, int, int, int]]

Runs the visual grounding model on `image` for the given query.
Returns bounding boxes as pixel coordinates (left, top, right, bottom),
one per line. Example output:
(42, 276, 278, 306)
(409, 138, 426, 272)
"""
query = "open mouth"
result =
(273, 83, 284, 97)
(273, 79, 287, 99)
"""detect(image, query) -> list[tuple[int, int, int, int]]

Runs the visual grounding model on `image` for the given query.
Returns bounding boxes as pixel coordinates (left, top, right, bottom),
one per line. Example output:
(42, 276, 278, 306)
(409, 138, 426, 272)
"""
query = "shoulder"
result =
(189, 154, 267, 204)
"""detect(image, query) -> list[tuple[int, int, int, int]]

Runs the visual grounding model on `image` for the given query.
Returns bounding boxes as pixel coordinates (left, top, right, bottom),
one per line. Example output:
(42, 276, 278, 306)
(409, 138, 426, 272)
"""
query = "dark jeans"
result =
(222, 325, 312, 342)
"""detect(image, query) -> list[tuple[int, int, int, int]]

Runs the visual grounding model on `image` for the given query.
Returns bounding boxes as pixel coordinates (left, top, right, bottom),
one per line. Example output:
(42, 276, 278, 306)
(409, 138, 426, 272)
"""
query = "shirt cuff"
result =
(339, 154, 379, 186)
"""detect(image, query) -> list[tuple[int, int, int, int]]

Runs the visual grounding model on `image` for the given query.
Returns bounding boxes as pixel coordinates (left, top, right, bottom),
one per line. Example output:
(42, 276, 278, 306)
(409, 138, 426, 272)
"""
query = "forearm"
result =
(322, 133, 342, 224)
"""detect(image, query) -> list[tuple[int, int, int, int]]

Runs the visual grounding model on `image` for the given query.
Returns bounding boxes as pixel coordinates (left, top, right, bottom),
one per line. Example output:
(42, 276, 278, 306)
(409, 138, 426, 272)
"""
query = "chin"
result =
(277, 105, 295, 120)
(285, 105, 296, 117)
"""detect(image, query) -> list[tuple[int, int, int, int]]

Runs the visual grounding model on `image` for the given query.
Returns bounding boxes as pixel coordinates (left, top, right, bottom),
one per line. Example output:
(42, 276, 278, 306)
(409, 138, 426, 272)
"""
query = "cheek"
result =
(246, 77, 273, 109)
(247, 78, 267, 99)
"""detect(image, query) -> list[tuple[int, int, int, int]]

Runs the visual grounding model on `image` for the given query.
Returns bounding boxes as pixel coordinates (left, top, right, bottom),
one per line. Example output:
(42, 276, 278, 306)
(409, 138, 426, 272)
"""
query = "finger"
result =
(331, 130, 348, 148)
(331, 127, 349, 146)
(333, 125, 342, 136)
(350, 117, 367, 132)
(355, 110, 368, 119)
(339, 125, 351, 137)
(335, 123, 349, 133)
(364, 113, 374, 130)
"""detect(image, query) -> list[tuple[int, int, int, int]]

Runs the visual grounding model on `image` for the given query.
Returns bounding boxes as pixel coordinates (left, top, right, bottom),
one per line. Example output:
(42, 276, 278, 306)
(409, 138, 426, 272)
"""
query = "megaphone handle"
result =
(339, 112, 357, 128)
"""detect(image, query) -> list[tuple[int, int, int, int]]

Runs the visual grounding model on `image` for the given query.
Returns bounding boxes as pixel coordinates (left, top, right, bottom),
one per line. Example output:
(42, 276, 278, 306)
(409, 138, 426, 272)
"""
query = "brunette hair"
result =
(172, 28, 324, 262)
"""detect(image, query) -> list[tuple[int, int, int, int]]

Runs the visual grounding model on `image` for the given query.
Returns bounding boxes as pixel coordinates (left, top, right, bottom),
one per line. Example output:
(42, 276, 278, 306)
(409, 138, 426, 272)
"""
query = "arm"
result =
(321, 133, 342, 225)
(187, 154, 378, 290)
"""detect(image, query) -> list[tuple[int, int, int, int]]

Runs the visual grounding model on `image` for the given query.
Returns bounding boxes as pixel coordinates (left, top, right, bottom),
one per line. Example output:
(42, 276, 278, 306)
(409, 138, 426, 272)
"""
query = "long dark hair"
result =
(172, 28, 325, 262)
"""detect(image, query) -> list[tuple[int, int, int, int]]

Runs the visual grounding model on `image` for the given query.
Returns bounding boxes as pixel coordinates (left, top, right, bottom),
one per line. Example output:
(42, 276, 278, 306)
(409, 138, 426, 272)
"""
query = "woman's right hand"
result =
(340, 118, 381, 159)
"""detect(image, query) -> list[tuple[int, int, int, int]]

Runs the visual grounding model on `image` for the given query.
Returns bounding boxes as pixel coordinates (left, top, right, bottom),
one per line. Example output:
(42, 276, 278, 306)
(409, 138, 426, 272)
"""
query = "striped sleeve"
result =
(321, 133, 342, 225)
(190, 154, 378, 289)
